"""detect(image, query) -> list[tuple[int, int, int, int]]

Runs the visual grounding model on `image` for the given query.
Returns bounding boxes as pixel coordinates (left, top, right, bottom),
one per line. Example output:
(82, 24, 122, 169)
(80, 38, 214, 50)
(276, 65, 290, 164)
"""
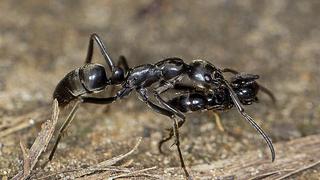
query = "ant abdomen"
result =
(53, 64, 109, 106)
(168, 93, 207, 113)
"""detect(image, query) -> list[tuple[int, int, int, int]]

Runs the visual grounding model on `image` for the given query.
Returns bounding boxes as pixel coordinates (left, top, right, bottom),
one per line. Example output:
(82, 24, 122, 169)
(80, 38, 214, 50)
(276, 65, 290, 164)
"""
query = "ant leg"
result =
(117, 55, 129, 75)
(49, 94, 120, 161)
(209, 111, 224, 132)
(153, 83, 191, 152)
(223, 80, 275, 162)
(172, 116, 190, 178)
(138, 88, 190, 178)
(137, 88, 175, 117)
(158, 117, 186, 154)
(49, 101, 80, 161)
(154, 91, 185, 120)
(49, 95, 119, 161)
(81, 96, 118, 104)
(154, 75, 184, 95)
(153, 92, 190, 177)
(223, 68, 276, 103)
(158, 129, 174, 154)
(154, 89, 187, 149)
(85, 33, 115, 72)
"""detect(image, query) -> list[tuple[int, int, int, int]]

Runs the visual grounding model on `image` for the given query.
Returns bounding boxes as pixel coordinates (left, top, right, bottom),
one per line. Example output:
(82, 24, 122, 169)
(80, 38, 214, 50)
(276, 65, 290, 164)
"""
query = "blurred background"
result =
(0, 0, 319, 179)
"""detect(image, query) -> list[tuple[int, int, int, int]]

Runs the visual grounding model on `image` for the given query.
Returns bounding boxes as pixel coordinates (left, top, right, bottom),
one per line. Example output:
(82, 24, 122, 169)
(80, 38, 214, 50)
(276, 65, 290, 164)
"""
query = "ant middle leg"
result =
(154, 83, 196, 153)
(138, 88, 190, 178)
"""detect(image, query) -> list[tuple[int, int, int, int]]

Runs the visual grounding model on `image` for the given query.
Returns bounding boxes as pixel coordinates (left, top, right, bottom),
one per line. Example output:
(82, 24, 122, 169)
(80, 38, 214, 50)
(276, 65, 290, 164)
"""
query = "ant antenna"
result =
(259, 85, 277, 104)
(223, 79, 275, 162)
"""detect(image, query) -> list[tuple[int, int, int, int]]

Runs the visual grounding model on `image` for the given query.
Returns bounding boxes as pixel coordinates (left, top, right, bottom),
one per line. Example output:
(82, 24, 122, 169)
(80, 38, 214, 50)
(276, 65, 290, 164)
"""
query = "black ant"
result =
(159, 73, 275, 156)
(49, 33, 275, 179)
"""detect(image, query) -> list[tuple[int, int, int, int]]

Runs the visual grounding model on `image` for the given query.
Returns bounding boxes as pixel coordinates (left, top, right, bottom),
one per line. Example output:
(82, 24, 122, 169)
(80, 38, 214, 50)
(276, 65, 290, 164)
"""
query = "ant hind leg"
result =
(48, 101, 80, 161)
(85, 33, 116, 72)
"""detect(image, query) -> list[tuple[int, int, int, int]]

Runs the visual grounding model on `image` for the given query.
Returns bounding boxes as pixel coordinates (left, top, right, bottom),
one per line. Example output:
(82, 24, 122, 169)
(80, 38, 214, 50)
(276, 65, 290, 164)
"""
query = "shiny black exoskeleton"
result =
(167, 74, 262, 113)
(53, 34, 127, 107)
(160, 73, 275, 163)
(51, 33, 276, 179)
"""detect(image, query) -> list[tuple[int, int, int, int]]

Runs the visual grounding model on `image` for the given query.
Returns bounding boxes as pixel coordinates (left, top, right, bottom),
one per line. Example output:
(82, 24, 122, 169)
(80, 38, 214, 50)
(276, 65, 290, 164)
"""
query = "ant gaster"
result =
(50, 33, 275, 179)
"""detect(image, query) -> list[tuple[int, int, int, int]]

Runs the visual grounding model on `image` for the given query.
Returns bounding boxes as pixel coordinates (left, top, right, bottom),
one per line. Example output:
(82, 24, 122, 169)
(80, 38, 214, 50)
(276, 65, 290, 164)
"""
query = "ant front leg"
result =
(224, 80, 275, 162)
(137, 88, 176, 118)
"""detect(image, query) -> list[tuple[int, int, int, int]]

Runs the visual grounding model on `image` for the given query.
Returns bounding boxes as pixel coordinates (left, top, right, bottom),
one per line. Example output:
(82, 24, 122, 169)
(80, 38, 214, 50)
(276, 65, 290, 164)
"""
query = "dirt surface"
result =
(0, 0, 319, 179)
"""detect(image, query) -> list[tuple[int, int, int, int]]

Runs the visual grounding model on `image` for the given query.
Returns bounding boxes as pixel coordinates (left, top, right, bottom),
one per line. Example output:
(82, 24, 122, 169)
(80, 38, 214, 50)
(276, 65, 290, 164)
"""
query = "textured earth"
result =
(0, 0, 319, 179)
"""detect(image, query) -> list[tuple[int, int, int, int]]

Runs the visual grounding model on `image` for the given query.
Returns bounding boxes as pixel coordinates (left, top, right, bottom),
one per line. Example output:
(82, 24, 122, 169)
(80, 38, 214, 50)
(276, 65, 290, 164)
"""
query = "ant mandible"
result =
(49, 33, 275, 179)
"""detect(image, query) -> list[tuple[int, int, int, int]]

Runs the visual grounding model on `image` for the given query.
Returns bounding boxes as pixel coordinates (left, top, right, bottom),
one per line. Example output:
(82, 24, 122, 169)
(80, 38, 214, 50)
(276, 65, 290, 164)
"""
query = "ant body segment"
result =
(50, 33, 275, 179)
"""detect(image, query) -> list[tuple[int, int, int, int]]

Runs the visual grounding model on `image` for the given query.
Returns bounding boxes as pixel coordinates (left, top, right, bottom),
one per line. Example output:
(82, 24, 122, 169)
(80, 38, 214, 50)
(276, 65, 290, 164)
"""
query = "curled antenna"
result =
(223, 79, 275, 162)
(259, 84, 277, 104)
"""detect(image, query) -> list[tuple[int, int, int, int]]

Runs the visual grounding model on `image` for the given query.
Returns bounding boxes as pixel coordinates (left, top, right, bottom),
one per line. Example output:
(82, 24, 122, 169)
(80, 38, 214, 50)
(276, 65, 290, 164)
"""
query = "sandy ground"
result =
(0, 0, 319, 179)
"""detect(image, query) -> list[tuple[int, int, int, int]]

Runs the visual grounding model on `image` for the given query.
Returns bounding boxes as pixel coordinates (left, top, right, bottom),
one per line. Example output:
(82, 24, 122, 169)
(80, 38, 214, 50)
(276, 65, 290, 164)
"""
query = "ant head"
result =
(230, 73, 260, 105)
(188, 60, 224, 86)
(110, 67, 126, 85)
(80, 64, 109, 92)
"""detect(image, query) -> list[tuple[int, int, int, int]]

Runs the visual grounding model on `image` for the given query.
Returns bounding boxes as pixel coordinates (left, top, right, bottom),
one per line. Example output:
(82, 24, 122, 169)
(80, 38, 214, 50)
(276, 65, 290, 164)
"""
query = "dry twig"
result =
(107, 166, 158, 180)
(0, 107, 49, 138)
(161, 134, 320, 179)
(12, 100, 59, 180)
(274, 160, 320, 180)
(33, 137, 160, 180)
